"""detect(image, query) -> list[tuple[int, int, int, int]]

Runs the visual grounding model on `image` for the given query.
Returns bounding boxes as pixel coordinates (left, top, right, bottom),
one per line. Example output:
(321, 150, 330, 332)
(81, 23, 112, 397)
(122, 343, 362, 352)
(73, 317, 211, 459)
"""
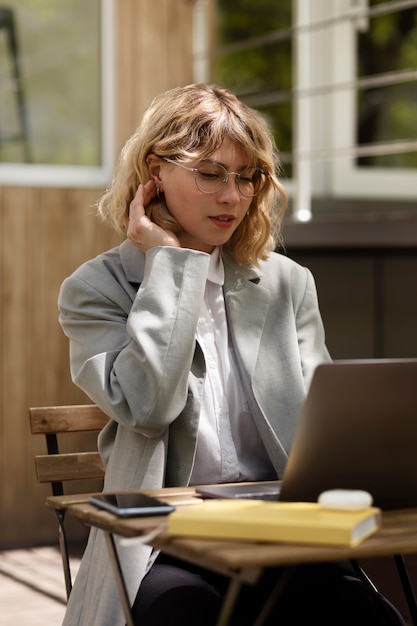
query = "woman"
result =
(59, 84, 404, 625)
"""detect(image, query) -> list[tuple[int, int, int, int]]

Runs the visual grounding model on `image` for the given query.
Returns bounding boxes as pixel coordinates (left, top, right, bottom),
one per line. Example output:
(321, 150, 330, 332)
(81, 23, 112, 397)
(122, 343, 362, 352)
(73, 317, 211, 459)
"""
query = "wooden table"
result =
(47, 487, 417, 626)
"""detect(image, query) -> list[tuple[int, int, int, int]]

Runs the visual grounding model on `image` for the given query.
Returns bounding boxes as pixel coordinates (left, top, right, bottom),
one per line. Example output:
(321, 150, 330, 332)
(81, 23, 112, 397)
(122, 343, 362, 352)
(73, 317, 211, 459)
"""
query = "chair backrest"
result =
(29, 404, 109, 496)
(30, 404, 109, 599)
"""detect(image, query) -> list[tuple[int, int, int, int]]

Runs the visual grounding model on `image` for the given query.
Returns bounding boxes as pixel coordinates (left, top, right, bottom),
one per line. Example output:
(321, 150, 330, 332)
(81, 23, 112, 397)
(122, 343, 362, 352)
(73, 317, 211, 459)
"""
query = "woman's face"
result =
(159, 139, 253, 253)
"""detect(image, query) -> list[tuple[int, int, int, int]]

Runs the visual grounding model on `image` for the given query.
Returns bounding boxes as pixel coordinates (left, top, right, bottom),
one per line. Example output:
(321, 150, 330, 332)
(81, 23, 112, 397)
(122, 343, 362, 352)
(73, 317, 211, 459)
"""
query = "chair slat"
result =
(30, 405, 108, 434)
(35, 452, 105, 483)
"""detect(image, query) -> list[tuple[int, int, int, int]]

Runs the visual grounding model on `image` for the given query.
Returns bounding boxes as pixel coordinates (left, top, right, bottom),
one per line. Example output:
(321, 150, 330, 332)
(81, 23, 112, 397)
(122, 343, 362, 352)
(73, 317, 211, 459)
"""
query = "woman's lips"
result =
(209, 215, 236, 228)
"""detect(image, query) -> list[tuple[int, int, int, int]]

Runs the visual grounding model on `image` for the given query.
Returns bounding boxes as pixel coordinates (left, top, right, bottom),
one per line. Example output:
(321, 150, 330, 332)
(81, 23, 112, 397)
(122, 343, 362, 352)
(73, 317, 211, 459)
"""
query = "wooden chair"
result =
(29, 404, 109, 600)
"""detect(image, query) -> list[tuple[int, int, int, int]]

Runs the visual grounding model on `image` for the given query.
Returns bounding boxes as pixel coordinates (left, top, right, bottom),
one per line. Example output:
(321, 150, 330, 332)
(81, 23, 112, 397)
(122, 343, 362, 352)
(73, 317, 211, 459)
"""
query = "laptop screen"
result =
(279, 359, 417, 509)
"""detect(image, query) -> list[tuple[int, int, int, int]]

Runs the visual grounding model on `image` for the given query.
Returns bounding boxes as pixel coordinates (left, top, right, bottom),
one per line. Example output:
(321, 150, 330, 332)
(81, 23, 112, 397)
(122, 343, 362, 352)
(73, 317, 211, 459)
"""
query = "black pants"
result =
(131, 553, 406, 626)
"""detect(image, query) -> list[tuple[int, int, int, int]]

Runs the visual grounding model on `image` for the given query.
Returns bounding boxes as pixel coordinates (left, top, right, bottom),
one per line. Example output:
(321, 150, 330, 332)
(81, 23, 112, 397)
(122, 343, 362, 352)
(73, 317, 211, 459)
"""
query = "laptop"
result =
(196, 359, 417, 509)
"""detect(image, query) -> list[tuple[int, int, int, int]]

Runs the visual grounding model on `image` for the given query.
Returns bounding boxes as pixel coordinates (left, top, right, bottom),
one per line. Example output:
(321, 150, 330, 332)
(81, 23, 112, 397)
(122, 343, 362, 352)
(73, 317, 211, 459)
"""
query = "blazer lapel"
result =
(223, 258, 290, 476)
(223, 257, 270, 381)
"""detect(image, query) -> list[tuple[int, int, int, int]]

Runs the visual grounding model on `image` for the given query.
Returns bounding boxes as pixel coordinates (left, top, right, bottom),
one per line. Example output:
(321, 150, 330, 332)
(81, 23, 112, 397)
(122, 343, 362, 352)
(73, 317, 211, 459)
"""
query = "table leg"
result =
(394, 555, 417, 626)
(215, 567, 296, 626)
(215, 578, 243, 626)
(103, 531, 134, 626)
(252, 567, 297, 626)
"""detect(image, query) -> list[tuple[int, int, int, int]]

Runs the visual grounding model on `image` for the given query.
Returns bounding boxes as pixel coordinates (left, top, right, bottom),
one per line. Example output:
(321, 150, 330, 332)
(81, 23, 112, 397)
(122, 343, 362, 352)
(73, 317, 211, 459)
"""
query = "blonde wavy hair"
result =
(98, 83, 287, 266)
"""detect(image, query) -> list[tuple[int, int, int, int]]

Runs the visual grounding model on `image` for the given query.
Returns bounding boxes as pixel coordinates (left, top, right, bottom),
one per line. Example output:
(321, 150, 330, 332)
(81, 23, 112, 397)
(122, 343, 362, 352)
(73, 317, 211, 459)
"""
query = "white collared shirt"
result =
(189, 248, 275, 485)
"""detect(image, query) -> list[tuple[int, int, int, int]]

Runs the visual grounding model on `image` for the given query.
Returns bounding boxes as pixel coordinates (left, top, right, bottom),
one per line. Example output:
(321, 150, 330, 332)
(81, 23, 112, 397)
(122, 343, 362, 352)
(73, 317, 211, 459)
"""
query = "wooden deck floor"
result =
(0, 546, 80, 625)
(1, 546, 416, 625)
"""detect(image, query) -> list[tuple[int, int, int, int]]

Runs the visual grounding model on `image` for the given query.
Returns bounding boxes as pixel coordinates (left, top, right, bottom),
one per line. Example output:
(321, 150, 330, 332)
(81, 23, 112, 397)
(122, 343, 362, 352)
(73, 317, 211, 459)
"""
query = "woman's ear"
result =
(146, 154, 162, 186)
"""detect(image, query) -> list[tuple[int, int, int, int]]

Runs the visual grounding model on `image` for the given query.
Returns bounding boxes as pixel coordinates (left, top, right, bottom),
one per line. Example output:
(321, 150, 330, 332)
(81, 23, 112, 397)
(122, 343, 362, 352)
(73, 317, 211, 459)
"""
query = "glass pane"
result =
(214, 41, 292, 96)
(214, 0, 292, 176)
(356, 1, 417, 168)
(0, 0, 101, 166)
(256, 101, 292, 175)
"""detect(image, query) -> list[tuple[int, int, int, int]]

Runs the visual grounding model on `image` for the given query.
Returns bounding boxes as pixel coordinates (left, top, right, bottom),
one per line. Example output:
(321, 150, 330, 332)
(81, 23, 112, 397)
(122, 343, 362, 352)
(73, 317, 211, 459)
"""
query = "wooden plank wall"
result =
(0, 0, 195, 548)
(289, 249, 417, 360)
(116, 0, 197, 153)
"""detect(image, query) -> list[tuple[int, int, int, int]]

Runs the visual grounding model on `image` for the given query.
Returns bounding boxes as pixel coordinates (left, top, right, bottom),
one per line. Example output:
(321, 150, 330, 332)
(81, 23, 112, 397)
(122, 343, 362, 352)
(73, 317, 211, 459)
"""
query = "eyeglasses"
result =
(162, 157, 268, 198)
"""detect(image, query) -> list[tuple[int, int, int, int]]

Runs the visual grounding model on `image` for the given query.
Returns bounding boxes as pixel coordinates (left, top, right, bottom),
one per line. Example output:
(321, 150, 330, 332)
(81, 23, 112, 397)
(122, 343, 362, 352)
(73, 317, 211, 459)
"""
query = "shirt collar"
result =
(207, 247, 224, 286)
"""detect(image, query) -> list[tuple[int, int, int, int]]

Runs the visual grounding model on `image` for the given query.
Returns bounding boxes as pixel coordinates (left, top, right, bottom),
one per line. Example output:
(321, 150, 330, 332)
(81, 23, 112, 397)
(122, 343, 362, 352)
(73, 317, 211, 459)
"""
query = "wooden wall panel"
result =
(383, 255, 417, 357)
(288, 249, 417, 362)
(1, 188, 35, 547)
(0, 186, 120, 547)
(116, 0, 195, 151)
(290, 253, 376, 359)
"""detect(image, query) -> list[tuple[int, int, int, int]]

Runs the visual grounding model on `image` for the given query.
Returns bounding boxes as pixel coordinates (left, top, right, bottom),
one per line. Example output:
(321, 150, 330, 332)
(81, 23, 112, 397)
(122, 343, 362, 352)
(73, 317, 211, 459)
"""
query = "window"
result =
(196, 0, 417, 219)
(213, 0, 293, 179)
(0, 0, 114, 187)
(320, 0, 417, 201)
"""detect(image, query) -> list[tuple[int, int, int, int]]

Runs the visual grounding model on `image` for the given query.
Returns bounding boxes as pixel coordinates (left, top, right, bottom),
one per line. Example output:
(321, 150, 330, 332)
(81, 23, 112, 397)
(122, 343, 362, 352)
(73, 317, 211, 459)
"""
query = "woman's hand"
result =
(127, 181, 180, 252)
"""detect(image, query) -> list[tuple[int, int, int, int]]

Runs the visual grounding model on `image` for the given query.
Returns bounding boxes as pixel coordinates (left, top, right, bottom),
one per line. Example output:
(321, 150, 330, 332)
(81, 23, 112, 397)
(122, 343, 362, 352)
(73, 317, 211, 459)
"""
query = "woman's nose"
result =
(217, 174, 241, 202)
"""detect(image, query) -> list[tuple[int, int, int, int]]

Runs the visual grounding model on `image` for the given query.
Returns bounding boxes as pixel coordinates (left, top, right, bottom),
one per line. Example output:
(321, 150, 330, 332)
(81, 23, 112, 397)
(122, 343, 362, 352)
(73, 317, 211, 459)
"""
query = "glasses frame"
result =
(162, 157, 268, 198)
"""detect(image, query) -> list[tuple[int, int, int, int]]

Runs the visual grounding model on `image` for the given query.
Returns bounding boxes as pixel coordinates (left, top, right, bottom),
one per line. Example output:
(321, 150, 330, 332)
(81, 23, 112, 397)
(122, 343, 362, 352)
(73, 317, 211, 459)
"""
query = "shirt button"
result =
(227, 455, 235, 464)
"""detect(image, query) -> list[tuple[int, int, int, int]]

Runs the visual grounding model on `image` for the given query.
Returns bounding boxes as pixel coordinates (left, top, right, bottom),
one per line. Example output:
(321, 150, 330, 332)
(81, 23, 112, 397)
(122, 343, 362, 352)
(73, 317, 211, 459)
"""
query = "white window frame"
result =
(309, 0, 417, 201)
(0, 0, 115, 188)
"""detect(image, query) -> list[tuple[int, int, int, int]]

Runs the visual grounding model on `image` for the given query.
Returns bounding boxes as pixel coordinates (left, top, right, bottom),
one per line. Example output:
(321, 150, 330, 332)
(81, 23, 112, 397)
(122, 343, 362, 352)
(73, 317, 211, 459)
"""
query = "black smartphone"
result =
(89, 493, 175, 517)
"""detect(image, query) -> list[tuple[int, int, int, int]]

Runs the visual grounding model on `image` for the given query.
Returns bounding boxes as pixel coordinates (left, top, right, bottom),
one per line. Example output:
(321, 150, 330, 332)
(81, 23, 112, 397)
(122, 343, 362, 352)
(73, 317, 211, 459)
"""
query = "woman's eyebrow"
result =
(202, 158, 252, 171)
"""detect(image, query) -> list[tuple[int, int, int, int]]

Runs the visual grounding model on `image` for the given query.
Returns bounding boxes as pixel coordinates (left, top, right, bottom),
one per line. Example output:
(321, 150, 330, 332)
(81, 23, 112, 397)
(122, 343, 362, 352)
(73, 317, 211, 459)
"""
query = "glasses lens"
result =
(195, 164, 227, 194)
(237, 168, 267, 197)
(194, 163, 268, 196)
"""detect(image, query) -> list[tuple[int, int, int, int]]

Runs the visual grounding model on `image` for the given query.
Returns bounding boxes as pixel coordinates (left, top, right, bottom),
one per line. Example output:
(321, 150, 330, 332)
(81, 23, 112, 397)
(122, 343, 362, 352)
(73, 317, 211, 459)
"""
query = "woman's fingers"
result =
(129, 180, 155, 220)
(127, 182, 180, 251)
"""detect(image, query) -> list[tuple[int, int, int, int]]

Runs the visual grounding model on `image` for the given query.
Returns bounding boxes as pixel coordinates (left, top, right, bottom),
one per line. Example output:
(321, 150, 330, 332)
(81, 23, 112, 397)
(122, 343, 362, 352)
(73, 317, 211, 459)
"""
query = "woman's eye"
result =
(240, 169, 257, 183)
(199, 169, 222, 180)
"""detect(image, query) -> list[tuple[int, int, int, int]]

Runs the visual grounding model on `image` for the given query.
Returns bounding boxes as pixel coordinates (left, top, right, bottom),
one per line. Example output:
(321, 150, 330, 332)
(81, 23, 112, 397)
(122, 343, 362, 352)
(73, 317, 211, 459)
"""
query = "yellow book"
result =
(168, 500, 381, 547)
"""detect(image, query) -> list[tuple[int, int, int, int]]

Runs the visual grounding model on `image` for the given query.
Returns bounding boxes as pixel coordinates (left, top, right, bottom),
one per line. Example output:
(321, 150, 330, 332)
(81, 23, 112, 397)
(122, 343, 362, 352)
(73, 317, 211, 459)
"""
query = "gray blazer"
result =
(59, 240, 330, 626)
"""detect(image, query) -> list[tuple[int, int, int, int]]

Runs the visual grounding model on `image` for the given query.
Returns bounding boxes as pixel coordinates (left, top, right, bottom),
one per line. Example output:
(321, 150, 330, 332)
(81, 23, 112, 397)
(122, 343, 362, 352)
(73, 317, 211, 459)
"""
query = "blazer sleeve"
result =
(58, 246, 210, 436)
(292, 264, 331, 388)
